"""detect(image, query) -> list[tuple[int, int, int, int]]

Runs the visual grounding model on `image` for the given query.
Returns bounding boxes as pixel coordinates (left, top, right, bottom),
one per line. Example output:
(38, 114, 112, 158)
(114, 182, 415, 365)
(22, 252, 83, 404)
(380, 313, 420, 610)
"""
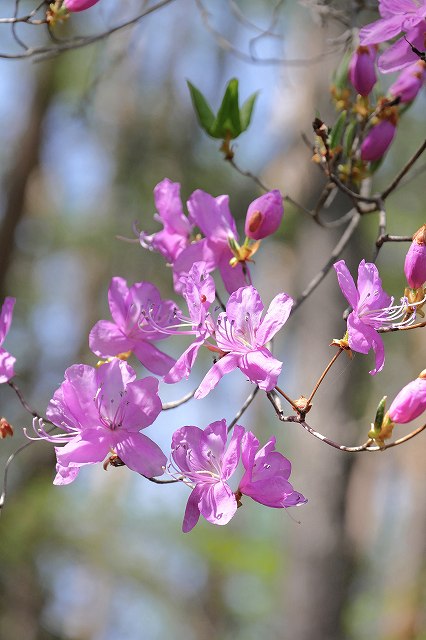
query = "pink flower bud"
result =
(348, 45, 377, 96)
(245, 190, 283, 240)
(388, 371, 426, 424)
(388, 61, 426, 104)
(404, 225, 426, 289)
(360, 120, 396, 162)
(64, 0, 101, 12)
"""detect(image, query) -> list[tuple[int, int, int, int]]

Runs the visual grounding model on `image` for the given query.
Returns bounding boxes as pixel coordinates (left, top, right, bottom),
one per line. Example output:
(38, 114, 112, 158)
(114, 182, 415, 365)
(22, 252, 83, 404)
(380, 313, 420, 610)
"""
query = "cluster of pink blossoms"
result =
(2, 172, 425, 530)
(346, 1, 426, 163)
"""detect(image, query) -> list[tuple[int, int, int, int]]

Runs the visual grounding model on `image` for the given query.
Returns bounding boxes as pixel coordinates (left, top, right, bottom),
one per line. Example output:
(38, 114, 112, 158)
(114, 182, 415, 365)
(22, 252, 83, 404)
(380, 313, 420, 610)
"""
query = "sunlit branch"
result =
(162, 389, 196, 411)
(267, 393, 426, 453)
(0, 0, 177, 60)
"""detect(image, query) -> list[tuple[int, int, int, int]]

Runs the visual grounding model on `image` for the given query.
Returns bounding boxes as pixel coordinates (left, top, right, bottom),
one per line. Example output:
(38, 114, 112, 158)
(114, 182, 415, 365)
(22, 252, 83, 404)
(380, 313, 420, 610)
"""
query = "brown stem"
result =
(306, 348, 343, 406)
(7, 380, 52, 424)
(274, 386, 299, 412)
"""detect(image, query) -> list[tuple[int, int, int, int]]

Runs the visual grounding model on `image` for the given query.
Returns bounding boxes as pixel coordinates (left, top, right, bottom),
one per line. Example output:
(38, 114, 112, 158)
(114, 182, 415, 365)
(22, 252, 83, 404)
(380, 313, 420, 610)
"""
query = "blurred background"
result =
(0, 1, 425, 638)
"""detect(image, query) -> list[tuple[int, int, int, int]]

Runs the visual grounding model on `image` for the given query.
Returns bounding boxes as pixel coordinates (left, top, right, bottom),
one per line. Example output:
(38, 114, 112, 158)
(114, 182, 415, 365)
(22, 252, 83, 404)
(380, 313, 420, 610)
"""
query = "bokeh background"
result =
(0, 1, 425, 638)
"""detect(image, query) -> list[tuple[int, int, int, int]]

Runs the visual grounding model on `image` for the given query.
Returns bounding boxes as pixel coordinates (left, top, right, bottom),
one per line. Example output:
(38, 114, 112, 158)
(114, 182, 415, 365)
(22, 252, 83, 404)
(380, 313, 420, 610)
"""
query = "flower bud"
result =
(245, 190, 283, 240)
(404, 225, 426, 289)
(348, 45, 377, 96)
(64, 0, 101, 11)
(360, 120, 396, 162)
(388, 61, 426, 104)
(388, 371, 426, 424)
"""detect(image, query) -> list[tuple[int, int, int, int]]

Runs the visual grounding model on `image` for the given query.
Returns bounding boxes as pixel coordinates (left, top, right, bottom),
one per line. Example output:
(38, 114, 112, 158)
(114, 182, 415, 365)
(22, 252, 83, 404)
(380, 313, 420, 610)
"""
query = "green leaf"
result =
(329, 110, 347, 150)
(240, 90, 259, 132)
(332, 50, 351, 90)
(211, 78, 242, 139)
(187, 80, 215, 135)
(373, 396, 387, 432)
(343, 120, 357, 157)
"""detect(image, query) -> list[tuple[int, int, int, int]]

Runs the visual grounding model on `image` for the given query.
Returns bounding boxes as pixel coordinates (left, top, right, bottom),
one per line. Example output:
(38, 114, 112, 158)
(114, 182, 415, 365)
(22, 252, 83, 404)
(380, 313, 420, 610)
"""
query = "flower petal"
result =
(182, 485, 202, 533)
(89, 320, 134, 357)
(198, 481, 237, 526)
(347, 313, 385, 374)
(333, 260, 359, 308)
(239, 348, 283, 391)
(164, 337, 205, 384)
(255, 293, 293, 345)
(194, 353, 240, 399)
(0, 348, 15, 383)
(0, 297, 15, 345)
(114, 431, 166, 477)
(132, 341, 176, 376)
(55, 430, 110, 468)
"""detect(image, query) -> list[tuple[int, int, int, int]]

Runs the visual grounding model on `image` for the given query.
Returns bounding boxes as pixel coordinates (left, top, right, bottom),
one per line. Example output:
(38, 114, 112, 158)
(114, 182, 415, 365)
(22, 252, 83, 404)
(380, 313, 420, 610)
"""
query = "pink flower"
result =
(361, 120, 396, 162)
(140, 180, 251, 294)
(89, 277, 177, 376)
(359, 1, 426, 73)
(389, 370, 426, 423)
(388, 60, 426, 102)
(194, 285, 293, 398)
(64, 0, 101, 11)
(0, 297, 16, 384)
(170, 420, 244, 532)
(238, 431, 306, 508)
(34, 359, 165, 485)
(405, 225, 426, 289)
(173, 189, 250, 294)
(348, 45, 378, 96)
(139, 179, 193, 265)
(334, 260, 393, 374)
(244, 190, 284, 240)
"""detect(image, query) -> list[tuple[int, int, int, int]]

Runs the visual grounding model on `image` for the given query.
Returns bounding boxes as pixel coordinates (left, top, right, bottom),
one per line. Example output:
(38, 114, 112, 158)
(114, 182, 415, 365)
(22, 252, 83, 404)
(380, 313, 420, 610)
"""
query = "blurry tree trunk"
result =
(0, 63, 55, 297)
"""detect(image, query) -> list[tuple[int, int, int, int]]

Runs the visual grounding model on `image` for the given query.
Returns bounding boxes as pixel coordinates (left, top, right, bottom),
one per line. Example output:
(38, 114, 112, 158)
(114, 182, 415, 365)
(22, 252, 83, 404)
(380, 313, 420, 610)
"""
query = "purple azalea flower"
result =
(170, 419, 244, 532)
(89, 277, 177, 376)
(359, 1, 426, 73)
(164, 262, 216, 384)
(360, 119, 396, 162)
(64, 0, 101, 11)
(245, 190, 284, 240)
(333, 259, 394, 374)
(33, 359, 165, 485)
(194, 285, 293, 399)
(0, 297, 16, 384)
(238, 431, 307, 508)
(388, 370, 426, 423)
(388, 60, 426, 102)
(348, 45, 378, 96)
(404, 225, 426, 289)
(173, 189, 250, 295)
(139, 178, 193, 264)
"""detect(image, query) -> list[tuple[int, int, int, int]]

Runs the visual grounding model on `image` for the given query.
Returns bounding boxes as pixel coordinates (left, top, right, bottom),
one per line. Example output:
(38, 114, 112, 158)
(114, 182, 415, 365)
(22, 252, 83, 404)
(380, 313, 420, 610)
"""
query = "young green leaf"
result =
(240, 90, 259, 132)
(187, 80, 215, 135)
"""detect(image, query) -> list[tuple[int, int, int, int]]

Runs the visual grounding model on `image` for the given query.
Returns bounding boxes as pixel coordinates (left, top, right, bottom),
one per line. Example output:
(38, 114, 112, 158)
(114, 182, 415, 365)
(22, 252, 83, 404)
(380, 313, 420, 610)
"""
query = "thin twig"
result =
(227, 386, 259, 433)
(292, 211, 361, 314)
(162, 389, 195, 410)
(381, 138, 426, 200)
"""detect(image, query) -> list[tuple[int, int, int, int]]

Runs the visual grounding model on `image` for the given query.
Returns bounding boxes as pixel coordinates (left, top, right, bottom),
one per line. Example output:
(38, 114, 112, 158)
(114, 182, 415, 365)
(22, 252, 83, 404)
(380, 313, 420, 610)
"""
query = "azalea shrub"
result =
(0, 0, 425, 533)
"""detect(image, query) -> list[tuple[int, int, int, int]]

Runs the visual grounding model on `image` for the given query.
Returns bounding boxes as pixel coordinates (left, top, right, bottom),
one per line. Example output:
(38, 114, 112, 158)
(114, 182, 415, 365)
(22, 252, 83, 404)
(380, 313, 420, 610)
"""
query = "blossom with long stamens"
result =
(30, 359, 165, 485)
(0, 297, 16, 384)
(194, 285, 293, 399)
(170, 419, 244, 532)
(238, 431, 306, 508)
(89, 277, 177, 376)
(359, 1, 426, 73)
(333, 259, 423, 375)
